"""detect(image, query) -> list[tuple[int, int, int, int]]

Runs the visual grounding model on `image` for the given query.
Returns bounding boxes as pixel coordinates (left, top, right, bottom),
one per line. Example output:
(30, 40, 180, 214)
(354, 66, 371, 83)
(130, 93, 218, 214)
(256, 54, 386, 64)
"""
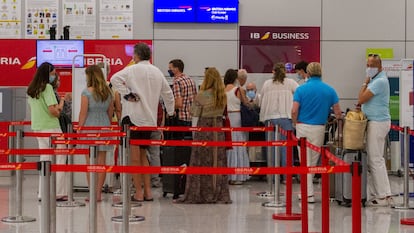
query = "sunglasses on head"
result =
(368, 53, 380, 58)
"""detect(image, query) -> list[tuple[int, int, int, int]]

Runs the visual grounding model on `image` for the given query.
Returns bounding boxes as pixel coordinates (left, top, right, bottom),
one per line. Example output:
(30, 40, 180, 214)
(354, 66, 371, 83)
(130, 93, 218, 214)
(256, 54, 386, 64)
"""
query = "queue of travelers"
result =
(28, 42, 392, 207)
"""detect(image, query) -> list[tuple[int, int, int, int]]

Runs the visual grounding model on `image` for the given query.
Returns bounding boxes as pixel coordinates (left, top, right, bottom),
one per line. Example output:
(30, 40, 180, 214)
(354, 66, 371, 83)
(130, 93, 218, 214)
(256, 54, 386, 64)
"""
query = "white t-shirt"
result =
(110, 60, 175, 126)
(259, 78, 298, 122)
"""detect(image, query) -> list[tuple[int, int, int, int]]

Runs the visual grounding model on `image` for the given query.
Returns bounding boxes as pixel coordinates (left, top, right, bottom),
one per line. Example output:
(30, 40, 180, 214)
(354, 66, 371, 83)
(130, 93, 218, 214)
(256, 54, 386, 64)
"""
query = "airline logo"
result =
(249, 32, 310, 40)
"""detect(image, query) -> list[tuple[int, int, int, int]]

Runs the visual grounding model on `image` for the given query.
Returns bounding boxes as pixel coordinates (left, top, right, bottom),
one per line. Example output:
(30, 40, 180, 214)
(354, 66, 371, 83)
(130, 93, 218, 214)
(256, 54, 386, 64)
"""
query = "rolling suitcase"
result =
(335, 149, 367, 207)
(161, 145, 191, 199)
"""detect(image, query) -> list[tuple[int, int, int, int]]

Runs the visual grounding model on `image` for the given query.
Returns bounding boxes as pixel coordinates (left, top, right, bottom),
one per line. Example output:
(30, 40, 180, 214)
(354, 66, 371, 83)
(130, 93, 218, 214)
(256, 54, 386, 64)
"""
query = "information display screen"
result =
(154, 0, 238, 23)
(153, 0, 195, 23)
(36, 40, 84, 68)
(197, 0, 238, 23)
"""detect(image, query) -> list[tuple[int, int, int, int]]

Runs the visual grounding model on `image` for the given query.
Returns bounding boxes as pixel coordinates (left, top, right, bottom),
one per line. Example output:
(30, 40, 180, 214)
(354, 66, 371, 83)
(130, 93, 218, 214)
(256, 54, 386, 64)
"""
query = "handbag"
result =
(343, 110, 367, 150)
(223, 106, 233, 150)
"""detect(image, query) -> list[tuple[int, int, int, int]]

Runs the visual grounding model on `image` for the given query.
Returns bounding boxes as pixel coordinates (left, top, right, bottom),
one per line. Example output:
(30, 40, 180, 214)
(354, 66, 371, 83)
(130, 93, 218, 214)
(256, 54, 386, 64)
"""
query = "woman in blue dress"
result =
(78, 65, 114, 201)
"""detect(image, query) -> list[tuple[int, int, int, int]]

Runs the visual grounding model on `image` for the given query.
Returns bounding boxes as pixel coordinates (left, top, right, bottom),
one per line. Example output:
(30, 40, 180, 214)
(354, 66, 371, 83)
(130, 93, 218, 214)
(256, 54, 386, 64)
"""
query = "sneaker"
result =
(366, 197, 393, 207)
(297, 194, 315, 203)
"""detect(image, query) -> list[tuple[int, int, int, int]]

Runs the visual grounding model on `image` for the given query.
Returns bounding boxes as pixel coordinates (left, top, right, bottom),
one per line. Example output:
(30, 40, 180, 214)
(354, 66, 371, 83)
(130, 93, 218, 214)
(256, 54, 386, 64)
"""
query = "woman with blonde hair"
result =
(260, 62, 298, 182)
(176, 67, 232, 204)
(78, 65, 114, 202)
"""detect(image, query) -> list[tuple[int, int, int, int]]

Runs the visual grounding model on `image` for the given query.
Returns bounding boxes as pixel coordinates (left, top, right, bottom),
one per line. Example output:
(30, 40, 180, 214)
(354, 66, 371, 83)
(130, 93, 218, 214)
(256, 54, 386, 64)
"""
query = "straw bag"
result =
(343, 110, 367, 150)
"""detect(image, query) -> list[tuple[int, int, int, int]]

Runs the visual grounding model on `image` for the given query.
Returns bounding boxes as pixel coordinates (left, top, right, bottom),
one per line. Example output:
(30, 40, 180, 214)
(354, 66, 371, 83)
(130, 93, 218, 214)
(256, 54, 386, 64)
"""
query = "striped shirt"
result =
(172, 74, 197, 122)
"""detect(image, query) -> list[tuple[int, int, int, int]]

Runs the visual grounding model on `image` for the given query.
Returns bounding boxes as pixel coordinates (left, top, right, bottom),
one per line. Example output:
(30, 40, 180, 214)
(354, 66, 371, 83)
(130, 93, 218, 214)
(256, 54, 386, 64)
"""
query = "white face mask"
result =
(366, 67, 378, 79)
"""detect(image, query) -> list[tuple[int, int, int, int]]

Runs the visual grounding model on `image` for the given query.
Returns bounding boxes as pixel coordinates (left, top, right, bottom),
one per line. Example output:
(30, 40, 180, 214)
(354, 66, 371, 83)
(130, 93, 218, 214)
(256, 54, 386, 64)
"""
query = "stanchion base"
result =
(393, 205, 414, 210)
(256, 191, 274, 198)
(56, 201, 86, 207)
(1, 216, 36, 223)
(262, 201, 285, 208)
(401, 218, 414, 225)
(111, 215, 145, 222)
(272, 213, 301, 221)
(111, 201, 142, 208)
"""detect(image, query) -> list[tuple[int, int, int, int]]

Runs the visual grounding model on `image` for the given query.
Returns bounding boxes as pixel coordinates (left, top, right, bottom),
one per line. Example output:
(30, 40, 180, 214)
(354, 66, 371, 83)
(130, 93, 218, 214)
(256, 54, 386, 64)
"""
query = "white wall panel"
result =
(322, 0, 405, 41)
(153, 40, 238, 78)
(407, 0, 414, 40)
(238, 0, 321, 26)
(133, 0, 154, 39)
(321, 41, 405, 100)
(153, 24, 238, 40)
(406, 42, 414, 59)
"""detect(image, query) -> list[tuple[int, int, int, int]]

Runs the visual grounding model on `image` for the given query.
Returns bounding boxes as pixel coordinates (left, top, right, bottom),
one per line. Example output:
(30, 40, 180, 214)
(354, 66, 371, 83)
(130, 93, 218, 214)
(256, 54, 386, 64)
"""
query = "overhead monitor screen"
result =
(153, 0, 239, 23)
(197, 0, 239, 23)
(153, 0, 196, 23)
(36, 40, 84, 68)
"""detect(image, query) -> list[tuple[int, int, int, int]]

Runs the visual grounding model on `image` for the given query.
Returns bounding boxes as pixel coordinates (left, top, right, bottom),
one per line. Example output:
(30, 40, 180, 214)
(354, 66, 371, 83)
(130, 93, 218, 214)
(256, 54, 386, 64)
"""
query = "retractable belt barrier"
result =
(1, 121, 363, 233)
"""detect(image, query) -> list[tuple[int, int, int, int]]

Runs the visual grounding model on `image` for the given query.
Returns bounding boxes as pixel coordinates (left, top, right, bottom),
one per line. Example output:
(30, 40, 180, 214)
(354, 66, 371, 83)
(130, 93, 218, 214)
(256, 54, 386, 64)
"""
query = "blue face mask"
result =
(167, 69, 174, 77)
(246, 90, 256, 99)
(49, 75, 56, 83)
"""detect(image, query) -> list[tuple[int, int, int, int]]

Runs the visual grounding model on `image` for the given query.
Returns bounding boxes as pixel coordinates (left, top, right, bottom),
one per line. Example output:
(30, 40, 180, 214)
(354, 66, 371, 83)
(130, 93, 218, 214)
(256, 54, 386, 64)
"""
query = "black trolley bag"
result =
(161, 113, 191, 199)
(334, 112, 368, 207)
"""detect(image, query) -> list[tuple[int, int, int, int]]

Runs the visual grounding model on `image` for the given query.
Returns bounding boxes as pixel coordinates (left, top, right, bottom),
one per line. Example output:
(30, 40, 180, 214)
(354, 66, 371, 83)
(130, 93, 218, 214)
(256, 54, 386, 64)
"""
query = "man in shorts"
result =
(111, 43, 175, 201)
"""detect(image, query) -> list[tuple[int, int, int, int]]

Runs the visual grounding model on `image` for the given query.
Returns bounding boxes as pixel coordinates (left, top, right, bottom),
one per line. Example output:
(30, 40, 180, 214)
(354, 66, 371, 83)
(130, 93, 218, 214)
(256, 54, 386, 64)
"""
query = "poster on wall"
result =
(25, 0, 59, 39)
(0, 0, 21, 38)
(62, 0, 97, 39)
(99, 0, 133, 39)
(239, 26, 320, 74)
(0, 39, 152, 92)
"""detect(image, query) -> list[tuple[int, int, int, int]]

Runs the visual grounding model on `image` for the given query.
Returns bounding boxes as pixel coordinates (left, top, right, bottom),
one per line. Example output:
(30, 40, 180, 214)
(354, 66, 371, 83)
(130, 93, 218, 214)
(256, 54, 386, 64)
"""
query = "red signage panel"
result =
(239, 26, 320, 73)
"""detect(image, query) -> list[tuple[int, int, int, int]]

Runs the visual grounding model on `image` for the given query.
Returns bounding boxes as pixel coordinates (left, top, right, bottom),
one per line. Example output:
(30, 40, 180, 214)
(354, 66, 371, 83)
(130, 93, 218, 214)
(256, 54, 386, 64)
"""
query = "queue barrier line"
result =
(130, 126, 274, 132)
(0, 132, 17, 137)
(23, 132, 125, 138)
(46, 164, 350, 175)
(129, 139, 296, 147)
(0, 121, 31, 126)
(0, 148, 89, 155)
(52, 139, 120, 145)
(0, 162, 38, 170)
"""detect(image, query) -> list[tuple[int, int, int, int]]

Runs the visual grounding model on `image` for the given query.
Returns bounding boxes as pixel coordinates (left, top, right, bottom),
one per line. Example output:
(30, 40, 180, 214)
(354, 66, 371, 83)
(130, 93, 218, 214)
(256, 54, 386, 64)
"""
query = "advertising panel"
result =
(239, 26, 320, 73)
(0, 39, 152, 92)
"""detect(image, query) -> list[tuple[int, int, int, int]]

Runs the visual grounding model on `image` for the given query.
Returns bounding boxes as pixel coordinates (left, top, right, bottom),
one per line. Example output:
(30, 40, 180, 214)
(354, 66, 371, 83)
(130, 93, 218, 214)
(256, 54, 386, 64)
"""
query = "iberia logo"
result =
(21, 57, 37, 70)
(261, 32, 271, 40)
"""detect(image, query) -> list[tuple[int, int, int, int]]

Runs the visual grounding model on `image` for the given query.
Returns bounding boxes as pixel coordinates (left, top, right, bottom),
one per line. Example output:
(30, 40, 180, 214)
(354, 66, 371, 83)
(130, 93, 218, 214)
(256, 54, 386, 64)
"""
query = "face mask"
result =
(246, 90, 256, 100)
(297, 74, 302, 80)
(167, 69, 174, 77)
(366, 67, 378, 79)
(49, 75, 56, 83)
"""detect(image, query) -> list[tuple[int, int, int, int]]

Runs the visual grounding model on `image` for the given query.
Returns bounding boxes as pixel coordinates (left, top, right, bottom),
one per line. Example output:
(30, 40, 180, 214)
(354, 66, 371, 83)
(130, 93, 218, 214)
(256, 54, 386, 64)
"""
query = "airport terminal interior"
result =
(1, 0, 414, 233)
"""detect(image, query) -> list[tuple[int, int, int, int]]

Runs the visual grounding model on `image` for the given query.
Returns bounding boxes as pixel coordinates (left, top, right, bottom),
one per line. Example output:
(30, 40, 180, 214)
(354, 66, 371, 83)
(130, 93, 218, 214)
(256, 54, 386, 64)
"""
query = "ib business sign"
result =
(239, 26, 320, 73)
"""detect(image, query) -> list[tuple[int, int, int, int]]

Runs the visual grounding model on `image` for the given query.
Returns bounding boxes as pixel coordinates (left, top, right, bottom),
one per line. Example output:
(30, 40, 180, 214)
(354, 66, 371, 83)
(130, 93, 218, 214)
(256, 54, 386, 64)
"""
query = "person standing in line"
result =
(224, 69, 250, 185)
(78, 65, 114, 202)
(110, 43, 175, 202)
(176, 67, 231, 204)
(27, 62, 68, 201)
(237, 69, 249, 103)
(169, 59, 197, 138)
(294, 61, 309, 85)
(357, 54, 393, 207)
(291, 62, 342, 203)
(147, 100, 164, 188)
(260, 63, 299, 182)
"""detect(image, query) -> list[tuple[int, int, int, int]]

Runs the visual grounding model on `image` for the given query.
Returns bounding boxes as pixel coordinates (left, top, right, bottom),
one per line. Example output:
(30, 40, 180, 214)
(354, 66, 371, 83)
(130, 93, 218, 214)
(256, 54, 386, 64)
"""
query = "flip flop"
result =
(131, 196, 144, 202)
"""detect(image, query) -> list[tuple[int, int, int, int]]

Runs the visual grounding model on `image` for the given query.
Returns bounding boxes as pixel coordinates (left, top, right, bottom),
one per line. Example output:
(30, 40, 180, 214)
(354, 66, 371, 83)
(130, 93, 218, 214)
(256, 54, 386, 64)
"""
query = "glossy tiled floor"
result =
(0, 174, 414, 233)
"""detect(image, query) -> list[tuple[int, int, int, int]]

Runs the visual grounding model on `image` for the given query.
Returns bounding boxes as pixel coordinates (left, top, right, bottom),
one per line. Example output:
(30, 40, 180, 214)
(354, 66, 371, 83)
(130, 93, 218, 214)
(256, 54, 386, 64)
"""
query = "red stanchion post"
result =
(286, 131, 293, 214)
(272, 131, 301, 220)
(300, 137, 308, 233)
(351, 161, 362, 233)
(321, 146, 330, 233)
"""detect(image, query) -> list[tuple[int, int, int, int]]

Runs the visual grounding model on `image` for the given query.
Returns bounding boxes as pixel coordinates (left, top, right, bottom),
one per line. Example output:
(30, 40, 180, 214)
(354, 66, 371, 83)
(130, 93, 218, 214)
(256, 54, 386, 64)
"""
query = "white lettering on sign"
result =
(85, 57, 123, 66)
(0, 57, 21, 65)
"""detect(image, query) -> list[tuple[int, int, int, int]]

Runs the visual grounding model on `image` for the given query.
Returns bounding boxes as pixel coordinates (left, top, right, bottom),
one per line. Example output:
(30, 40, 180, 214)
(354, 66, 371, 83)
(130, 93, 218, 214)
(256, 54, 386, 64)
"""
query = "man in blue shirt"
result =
(291, 62, 342, 203)
(358, 54, 393, 207)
